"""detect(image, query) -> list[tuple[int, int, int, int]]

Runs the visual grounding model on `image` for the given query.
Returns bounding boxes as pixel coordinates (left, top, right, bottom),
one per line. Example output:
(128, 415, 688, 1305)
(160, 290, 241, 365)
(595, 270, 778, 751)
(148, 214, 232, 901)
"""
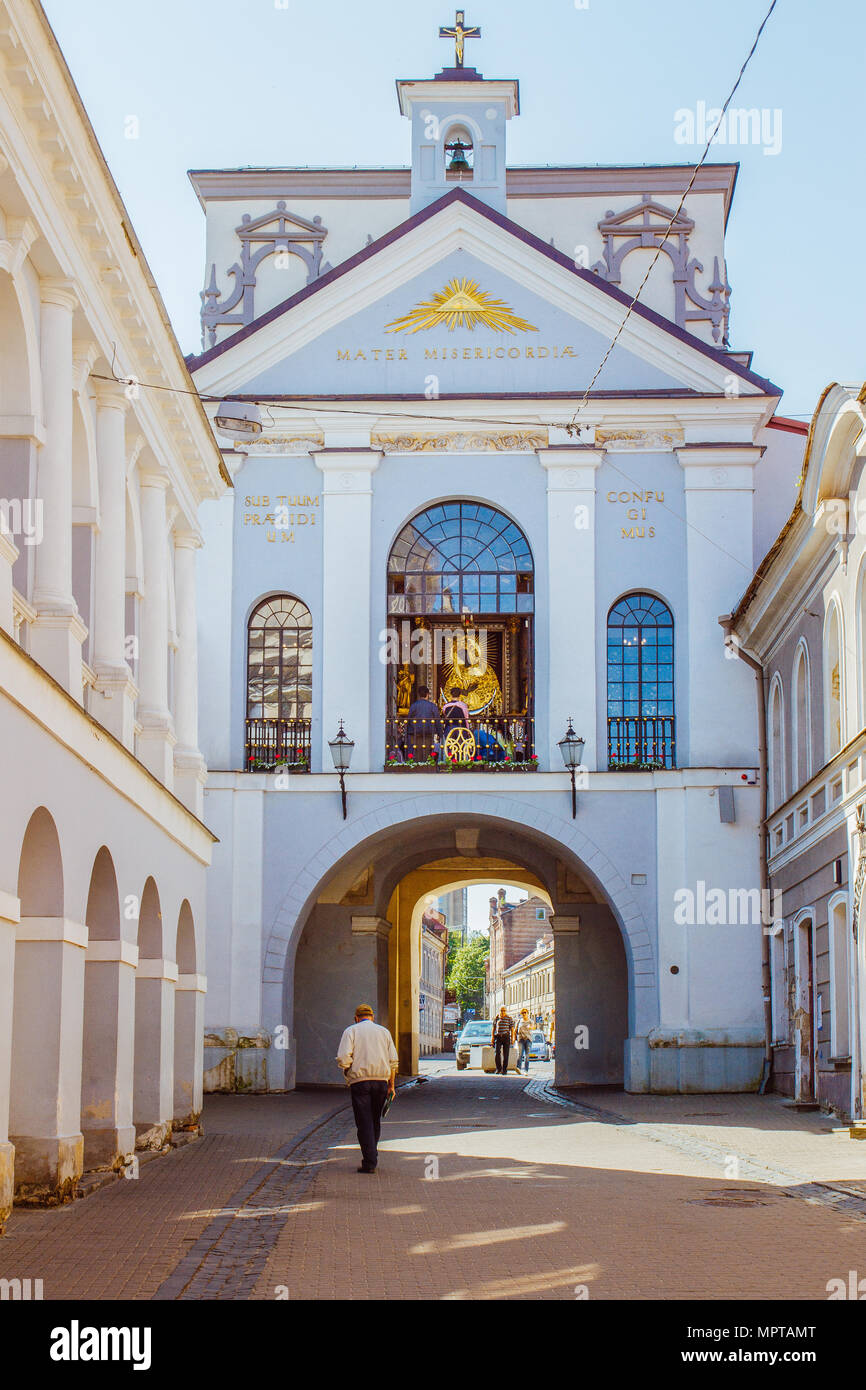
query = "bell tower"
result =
(397, 11, 519, 216)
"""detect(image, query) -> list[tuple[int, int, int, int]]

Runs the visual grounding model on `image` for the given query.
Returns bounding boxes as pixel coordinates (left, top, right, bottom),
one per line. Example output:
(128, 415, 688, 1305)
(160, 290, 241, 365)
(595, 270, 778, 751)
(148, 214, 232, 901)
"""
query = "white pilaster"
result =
(9, 914, 88, 1197)
(80, 938, 138, 1168)
(0, 528, 18, 636)
(314, 448, 382, 772)
(30, 280, 86, 695)
(656, 788, 690, 1028)
(538, 446, 604, 769)
(91, 379, 137, 746)
(137, 468, 176, 785)
(174, 973, 206, 1124)
(173, 528, 206, 816)
(677, 445, 761, 767)
(0, 890, 19, 1227)
(133, 957, 177, 1147)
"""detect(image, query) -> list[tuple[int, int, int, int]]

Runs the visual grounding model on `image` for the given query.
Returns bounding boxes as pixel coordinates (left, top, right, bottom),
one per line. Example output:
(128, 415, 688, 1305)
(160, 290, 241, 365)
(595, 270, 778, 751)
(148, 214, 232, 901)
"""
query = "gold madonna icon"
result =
(443, 725, 477, 762)
(385, 277, 538, 335)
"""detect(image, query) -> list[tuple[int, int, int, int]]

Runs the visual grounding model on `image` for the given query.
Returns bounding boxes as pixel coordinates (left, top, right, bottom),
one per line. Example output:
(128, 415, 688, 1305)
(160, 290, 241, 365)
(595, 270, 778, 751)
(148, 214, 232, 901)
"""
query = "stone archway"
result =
(277, 796, 651, 1090)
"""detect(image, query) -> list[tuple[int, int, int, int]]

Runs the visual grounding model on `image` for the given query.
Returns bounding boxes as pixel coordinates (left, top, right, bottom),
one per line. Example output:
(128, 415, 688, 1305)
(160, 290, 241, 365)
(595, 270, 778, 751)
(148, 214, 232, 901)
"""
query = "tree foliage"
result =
(446, 932, 489, 1014)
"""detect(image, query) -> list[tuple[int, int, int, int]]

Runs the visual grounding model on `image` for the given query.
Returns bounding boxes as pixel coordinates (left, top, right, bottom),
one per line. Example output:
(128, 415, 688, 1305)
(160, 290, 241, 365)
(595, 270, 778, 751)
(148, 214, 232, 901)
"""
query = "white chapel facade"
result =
(189, 24, 806, 1096)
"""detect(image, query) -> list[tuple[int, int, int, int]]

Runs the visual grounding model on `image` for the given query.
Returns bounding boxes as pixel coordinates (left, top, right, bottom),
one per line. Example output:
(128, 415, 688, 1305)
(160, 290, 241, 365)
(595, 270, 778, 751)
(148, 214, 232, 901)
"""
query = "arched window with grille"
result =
(246, 595, 312, 771)
(607, 593, 675, 769)
(386, 501, 534, 767)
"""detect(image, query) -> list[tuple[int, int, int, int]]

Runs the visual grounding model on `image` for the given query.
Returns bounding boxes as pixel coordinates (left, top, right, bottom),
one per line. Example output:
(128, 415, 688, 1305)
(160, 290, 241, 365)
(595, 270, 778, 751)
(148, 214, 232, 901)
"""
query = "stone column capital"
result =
(139, 467, 171, 492)
(173, 527, 202, 552)
(91, 376, 130, 412)
(351, 915, 392, 939)
(314, 448, 383, 491)
(675, 444, 764, 469)
(538, 446, 605, 490)
(72, 341, 100, 394)
(39, 277, 78, 312)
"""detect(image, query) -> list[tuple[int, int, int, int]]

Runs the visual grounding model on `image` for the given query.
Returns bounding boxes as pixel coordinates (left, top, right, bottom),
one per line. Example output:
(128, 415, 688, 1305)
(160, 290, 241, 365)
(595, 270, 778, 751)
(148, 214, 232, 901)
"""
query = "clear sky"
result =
(43, 0, 864, 419)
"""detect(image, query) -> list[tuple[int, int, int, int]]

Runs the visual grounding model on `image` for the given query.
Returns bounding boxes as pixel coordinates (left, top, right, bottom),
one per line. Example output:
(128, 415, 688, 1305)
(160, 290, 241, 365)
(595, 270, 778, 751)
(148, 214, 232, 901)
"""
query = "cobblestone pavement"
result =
(0, 1091, 347, 1301)
(250, 1070, 866, 1300)
(3, 1070, 866, 1301)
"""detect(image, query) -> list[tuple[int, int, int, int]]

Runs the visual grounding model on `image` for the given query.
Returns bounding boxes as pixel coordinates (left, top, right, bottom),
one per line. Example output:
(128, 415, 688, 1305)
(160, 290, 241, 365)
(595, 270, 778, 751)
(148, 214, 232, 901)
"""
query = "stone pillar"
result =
(9, 914, 88, 1200)
(30, 280, 86, 695)
(80, 939, 138, 1169)
(91, 379, 137, 746)
(553, 906, 628, 1087)
(172, 529, 206, 816)
(677, 445, 762, 767)
(133, 957, 177, 1148)
(0, 890, 19, 1230)
(137, 470, 175, 785)
(538, 445, 604, 769)
(655, 786, 690, 1033)
(314, 449, 382, 772)
(174, 972, 206, 1126)
(351, 916, 392, 1023)
(0, 526, 17, 636)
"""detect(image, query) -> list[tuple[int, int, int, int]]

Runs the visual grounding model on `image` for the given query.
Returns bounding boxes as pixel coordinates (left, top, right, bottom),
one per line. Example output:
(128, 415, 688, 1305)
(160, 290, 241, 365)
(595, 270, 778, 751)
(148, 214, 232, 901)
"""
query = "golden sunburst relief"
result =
(384, 277, 539, 334)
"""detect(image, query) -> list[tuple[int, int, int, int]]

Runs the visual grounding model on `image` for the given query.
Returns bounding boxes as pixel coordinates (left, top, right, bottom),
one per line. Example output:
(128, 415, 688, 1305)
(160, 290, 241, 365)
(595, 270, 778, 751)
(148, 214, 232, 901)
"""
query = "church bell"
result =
(445, 139, 472, 174)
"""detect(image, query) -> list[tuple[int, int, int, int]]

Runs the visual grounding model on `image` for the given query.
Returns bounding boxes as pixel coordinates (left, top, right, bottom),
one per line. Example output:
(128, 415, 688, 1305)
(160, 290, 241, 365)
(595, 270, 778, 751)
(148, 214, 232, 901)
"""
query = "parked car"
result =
(528, 1030, 550, 1061)
(455, 1019, 492, 1070)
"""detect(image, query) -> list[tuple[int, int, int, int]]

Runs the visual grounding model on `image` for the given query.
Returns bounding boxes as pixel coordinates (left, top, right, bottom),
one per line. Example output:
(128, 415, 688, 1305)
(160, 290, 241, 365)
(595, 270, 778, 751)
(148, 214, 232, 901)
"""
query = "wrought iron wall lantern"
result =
(328, 719, 355, 819)
(557, 718, 586, 819)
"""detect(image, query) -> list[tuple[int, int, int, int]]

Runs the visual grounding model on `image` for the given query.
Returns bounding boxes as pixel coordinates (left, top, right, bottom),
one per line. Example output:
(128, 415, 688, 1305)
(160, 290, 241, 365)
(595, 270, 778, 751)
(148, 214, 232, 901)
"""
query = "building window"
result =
(607, 593, 675, 768)
(769, 677, 785, 811)
(535, 907, 546, 920)
(824, 604, 844, 760)
(792, 643, 811, 790)
(246, 595, 312, 770)
(769, 927, 788, 1044)
(829, 895, 851, 1058)
(386, 501, 534, 766)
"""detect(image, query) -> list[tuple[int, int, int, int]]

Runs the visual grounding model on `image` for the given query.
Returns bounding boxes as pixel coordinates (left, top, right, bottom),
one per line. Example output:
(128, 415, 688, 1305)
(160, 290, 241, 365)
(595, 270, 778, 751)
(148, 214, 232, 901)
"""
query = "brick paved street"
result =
(3, 1066, 866, 1301)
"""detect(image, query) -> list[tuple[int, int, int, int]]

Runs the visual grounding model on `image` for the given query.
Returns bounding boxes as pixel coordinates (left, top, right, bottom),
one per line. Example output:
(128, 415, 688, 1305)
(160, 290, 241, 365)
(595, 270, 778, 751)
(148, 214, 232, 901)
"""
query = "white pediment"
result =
(190, 193, 775, 403)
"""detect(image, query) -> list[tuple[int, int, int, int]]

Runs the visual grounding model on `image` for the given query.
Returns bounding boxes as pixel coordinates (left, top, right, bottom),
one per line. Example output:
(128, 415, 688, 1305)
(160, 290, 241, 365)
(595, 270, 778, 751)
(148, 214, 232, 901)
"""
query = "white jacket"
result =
(336, 1019, 399, 1083)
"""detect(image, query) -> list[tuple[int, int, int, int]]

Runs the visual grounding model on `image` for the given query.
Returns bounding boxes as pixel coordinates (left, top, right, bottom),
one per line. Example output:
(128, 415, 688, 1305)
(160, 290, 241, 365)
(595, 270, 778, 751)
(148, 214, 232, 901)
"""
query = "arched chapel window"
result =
(386, 502, 534, 766)
(607, 593, 675, 768)
(246, 595, 312, 771)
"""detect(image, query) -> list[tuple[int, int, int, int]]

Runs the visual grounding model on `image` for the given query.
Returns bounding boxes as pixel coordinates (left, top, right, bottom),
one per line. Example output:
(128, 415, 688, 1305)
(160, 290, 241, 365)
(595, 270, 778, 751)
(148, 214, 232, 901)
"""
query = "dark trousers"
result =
(517, 1039, 531, 1073)
(350, 1079, 388, 1168)
(494, 1037, 511, 1074)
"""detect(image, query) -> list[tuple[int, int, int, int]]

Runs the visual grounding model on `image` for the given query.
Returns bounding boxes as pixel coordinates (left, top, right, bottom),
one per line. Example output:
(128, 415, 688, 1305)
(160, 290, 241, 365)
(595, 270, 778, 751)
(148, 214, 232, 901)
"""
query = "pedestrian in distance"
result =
(491, 1005, 515, 1075)
(336, 1004, 399, 1174)
(516, 1008, 533, 1073)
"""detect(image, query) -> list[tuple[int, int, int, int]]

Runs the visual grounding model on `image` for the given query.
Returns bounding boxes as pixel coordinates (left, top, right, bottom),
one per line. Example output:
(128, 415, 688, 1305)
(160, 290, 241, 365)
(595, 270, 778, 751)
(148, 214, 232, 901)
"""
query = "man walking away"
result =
(336, 1005, 398, 1173)
(491, 1005, 515, 1075)
(516, 1008, 533, 1073)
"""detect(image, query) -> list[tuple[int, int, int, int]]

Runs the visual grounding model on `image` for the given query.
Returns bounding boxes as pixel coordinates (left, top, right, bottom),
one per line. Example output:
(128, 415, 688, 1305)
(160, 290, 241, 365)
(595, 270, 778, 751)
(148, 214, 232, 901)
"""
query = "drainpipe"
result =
(719, 615, 773, 1094)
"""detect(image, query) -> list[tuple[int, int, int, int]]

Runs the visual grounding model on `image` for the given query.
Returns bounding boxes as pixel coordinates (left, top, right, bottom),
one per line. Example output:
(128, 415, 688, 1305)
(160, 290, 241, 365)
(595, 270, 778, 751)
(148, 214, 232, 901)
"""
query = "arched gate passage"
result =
(279, 804, 646, 1090)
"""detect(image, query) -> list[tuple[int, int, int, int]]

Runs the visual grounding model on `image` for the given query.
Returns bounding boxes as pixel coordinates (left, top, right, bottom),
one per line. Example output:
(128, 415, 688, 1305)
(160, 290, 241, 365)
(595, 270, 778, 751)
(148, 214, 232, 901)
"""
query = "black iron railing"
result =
(386, 714, 535, 768)
(245, 717, 312, 772)
(608, 716, 675, 769)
